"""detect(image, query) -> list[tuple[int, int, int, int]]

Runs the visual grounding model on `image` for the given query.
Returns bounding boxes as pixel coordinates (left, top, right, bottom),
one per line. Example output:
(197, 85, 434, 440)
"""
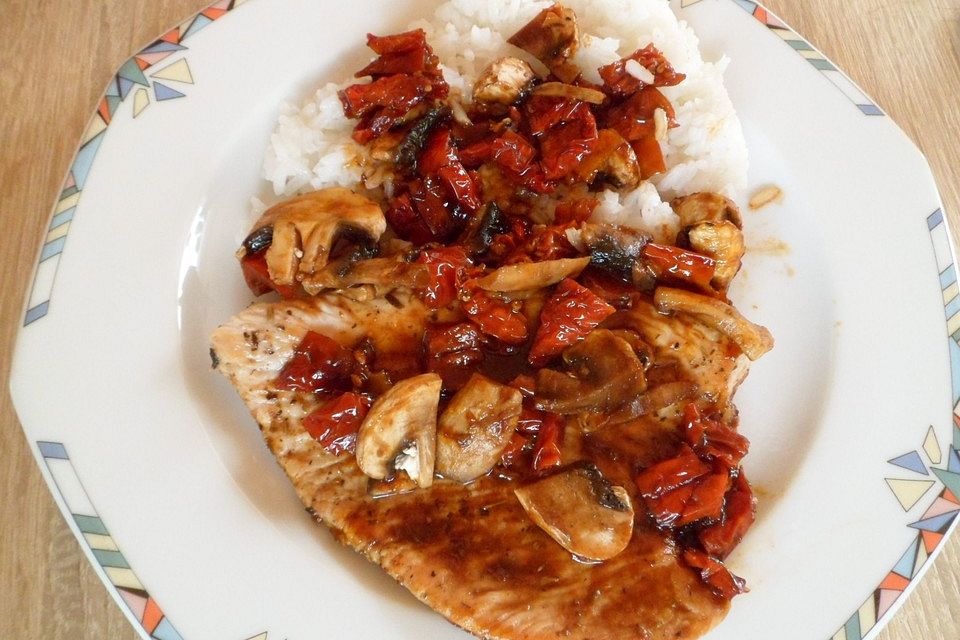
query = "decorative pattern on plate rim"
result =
(22, 0, 248, 327)
(37, 441, 184, 640)
(681, 0, 883, 117)
(37, 440, 273, 640)
(828, 210, 960, 640)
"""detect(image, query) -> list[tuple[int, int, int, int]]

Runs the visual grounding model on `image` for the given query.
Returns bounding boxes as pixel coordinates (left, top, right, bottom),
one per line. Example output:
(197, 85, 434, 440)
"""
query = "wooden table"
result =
(1, 0, 958, 637)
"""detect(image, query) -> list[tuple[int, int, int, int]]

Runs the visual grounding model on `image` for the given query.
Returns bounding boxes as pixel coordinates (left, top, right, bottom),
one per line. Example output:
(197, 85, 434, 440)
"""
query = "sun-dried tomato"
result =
(366, 29, 428, 54)
(598, 44, 686, 96)
(423, 322, 484, 390)
(632, 136, 667, 179)
(699, 473, 756, 559)
(274, 332, 354, 393)
(385, 192, 432, 245)
(419, 128, 481, 212)
(604, 86, 676, 142)
(528, 278, 615, 366)
(635, 444, 711, 499)
(415, 246, 471, 309)
(240, 252, 299, 299)
(644, 482, 695, 528)
(356, 47, 430, 77)
(462, 290, 528, 345)
(642, 242, 716, 291)
(525, 95, 593, 137)
(678, 473, 731, 526)
(303, 392, 369, 455)
(532, 411, 563, 470)
(539, 111, 599, 181)
(410, 176, 467, 242)
(338, 74, 431, 119)
(681, 403, 750, 470)
(553, 197, 599, 225)
(491, 130, 538, 173)
(683, 549, 747, 599)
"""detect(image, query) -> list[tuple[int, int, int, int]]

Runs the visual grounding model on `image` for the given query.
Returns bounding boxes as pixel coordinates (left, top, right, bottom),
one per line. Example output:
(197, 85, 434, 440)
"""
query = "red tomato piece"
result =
(528, 278, 615, 366)
(553, 197, 599, 225)
(644, 482, 695, 529)
(385, 192, 435, 245)
(701, 422, 751, 469)
(338, 74, 431, 119)
(424, 322, 484, 390)
(240, 252, 298, 299)
(274, 332, 354, 393)
(458, 139, 495, 168)
(678, 473, 731, 526)
(682, 549, 747, 600)
(632, 136, 667, 179)
(462, 290, 528, 345)
(634, 444, 711, 499)
(532, 411, 563, 471)
(410, 176, 466, 241)
(420, 128, 481, 212)
(303, 392, 370, 455)
(416, 246, 471, 309)
(682, 402, 708, 447)
(539, 112, 600, 181)
(356, 48, 429, 77)
(604, 87, 676, 142)
(598, 44, 686, 96)
(366, 29, 428, 54)
(491, 130, 537, 173)
(699, 473, 756, 559)
(642, 242, 716, 291)
(524, 95, 592, 137)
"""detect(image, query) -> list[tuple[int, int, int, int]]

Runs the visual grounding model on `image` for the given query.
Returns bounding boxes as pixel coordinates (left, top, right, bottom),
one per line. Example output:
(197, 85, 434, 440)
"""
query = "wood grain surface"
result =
(0, 0, 957, 638)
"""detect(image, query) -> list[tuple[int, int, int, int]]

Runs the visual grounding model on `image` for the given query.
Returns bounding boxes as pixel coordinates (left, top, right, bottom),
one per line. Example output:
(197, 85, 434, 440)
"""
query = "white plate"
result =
(11, 0, 959, 639)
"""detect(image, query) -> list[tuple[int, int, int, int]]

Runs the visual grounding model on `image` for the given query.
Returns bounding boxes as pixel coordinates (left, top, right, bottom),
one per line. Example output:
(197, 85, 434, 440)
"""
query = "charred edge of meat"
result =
(209, 347, 220, 369)
(396, 107, 451, 175)
(459, 202, 507, 257)
(576, 461, 630, 511)
(384, 291, 404, 308)
(242, 225, 274, 255)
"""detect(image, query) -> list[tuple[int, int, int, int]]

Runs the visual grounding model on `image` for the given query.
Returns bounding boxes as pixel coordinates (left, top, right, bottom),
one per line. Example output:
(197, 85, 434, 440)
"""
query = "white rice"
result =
(261, 0, 748, 242)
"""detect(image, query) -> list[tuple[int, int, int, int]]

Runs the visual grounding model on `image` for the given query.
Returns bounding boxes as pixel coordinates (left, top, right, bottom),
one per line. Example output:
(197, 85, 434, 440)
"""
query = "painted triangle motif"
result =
(933, 467, 960, 500)
(885, 478, 935, 511)
(908, 510, 958, 533)
(920, 496, 960, 520)
(118, 76, 135, 100)
(117, 58, 149, 86)
(924, 426, 942, 464)
(921, 529, 944, 553)
(183, 14, 214, 39)
(118, 587, 148, 621)
(153, 82, 186, 101)
(160, 27, 180, 44)
(949, 446, 960, 473)
(133, 88, 150, 117)
(887, 451, 927, 475)
(136, 51, 175, 67)
(876, 588, 900, 618)
(150, 58, 193, 84)
(892, 537, 919, 578)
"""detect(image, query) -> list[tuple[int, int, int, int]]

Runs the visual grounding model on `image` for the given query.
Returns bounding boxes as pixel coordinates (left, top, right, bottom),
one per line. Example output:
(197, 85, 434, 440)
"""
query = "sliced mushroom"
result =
(260, 188, 387, 286)
(579, 380, 700, 431)
(671, 192, 742, 229)
(532, 82, 606, 104)
(654, 287, 773, 360)
(473, 57, 537, 106)
(507, 4, 580, 83)
(514, 463, 634, 561)
(302, 256, 430, 295)
(355, 373, 442, 488)
(435, 374, 523, 482)
(535, 329, 647, 414)
(473, 257, 590, 292)
(575, 129, 641, 190)
(686, 220, 744, 289)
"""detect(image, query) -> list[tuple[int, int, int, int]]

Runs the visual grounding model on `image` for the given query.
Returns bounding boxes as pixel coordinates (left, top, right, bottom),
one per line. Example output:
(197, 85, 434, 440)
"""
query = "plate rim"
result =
(10, 1, 959, 639)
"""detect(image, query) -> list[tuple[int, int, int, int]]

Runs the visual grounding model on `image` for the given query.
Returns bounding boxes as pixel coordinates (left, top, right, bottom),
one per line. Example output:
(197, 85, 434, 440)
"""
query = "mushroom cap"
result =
(436, 374, 523, 482)
(356, 372, 442, 487)
(514, 463, 634, 561)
